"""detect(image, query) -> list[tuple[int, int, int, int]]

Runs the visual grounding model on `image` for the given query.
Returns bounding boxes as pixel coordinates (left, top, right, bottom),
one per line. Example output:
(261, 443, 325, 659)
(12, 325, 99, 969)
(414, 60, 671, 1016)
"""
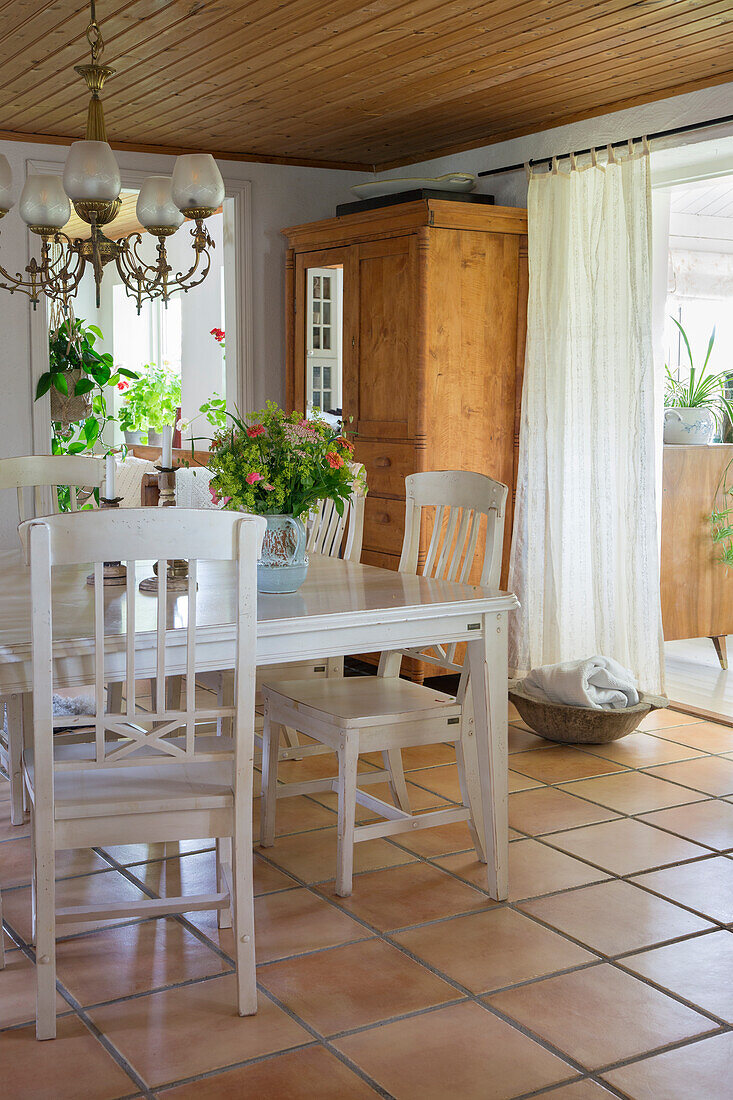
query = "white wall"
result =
(374, 81, 733, 208)
(0, 137, 369, 546)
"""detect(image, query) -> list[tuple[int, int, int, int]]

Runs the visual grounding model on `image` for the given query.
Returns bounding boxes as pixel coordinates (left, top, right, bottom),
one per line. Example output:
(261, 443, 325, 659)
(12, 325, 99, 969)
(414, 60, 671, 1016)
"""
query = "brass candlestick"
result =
(86, 495, 127, 586)
(139, 466, 191, 593)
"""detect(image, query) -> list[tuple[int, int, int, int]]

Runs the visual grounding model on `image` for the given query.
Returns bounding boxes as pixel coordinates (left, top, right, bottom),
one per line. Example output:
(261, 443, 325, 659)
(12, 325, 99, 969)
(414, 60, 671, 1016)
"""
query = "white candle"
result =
(162, 424, 173, 468)
(105, 453, 115, 500)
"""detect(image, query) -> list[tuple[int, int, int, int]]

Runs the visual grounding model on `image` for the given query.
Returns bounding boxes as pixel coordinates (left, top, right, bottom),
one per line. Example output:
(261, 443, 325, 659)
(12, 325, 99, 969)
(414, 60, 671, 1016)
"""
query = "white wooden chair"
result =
(21, 507, 264, 1039)
(260, 470, 507, 896)
(0, 455, 107, 827)
(0, 454, 106, 528)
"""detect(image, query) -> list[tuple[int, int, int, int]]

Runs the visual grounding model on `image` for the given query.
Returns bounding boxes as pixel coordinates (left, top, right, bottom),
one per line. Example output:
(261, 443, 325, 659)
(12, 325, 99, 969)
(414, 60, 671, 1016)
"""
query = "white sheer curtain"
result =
(509, 145, 664, 693)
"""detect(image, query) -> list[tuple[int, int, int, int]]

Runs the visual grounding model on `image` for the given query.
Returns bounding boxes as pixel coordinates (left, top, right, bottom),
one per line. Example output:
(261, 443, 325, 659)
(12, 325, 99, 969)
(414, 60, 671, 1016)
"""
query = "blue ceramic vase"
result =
(257, 514, 309, 593)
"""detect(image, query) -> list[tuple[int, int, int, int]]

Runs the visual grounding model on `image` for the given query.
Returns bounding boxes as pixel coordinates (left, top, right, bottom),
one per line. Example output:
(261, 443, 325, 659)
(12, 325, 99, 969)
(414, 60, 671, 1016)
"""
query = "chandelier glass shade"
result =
(0, 1, 224, 313)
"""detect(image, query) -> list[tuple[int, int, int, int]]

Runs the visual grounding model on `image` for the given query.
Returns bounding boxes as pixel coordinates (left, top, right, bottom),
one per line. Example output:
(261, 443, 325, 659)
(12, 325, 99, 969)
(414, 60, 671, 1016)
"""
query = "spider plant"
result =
(665, 318, 733, 432)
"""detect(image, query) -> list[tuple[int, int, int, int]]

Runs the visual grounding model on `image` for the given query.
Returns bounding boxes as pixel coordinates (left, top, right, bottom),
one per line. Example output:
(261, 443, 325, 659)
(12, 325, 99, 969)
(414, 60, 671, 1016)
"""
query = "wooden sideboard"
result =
(661, 443, 733, 668)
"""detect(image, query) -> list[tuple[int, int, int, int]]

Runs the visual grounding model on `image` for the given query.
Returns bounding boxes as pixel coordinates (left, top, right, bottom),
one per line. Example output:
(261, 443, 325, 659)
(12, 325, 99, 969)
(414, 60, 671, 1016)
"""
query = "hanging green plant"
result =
(35, 315, 138, 510)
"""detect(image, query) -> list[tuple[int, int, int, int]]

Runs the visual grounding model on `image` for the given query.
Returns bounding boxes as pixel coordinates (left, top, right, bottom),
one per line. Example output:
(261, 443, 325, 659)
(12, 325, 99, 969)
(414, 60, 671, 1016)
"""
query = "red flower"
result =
(336, 435, 354, 452)
(210, 327, 225, 343)
(326, 450, 344, 469)
(246, 470, 264, 485)
(117, 379, 129, 391)
(246, 423, 265, 438)
(262, 482, 275, 491)
(209, 486, 231, 507)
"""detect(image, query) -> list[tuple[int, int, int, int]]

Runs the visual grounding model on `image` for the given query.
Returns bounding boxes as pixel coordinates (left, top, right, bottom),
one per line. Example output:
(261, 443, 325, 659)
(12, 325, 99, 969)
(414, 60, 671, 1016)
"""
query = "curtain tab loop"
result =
(590, 146, 598, 168)
(627, 138, 634, 158)
(607, 143, 616, 165)
(524, 160, 531, 181)
(642, 134, 651, 156)
(569, 151, 578, 173)
(551, 155, 559, 175)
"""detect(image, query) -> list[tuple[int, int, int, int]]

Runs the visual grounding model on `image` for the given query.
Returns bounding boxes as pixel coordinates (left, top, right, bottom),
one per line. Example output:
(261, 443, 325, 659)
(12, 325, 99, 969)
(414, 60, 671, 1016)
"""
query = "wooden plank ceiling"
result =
(1, 0, 732, 171)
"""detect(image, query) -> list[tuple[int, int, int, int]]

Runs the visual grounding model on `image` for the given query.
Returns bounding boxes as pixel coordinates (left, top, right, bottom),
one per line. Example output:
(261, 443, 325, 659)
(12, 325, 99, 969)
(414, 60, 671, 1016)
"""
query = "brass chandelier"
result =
(0, 1, 224, 313)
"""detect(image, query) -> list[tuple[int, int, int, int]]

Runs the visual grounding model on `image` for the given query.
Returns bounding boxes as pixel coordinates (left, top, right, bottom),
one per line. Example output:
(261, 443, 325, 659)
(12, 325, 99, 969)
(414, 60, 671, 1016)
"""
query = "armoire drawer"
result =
(363, 495, 406, 555)
(355, 441, 417, 499)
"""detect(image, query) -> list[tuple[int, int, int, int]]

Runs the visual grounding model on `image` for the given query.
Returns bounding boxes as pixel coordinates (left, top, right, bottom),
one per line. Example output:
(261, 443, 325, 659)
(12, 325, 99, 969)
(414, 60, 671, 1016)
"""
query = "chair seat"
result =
(261, 675, 461, 729)
(23, 738, 234, 820)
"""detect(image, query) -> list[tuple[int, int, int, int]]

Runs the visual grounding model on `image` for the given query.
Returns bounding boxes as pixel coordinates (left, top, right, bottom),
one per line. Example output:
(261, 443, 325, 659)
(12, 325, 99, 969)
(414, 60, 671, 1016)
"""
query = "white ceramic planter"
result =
(124, 429, 162, 447)
(663, 407, 715, 445)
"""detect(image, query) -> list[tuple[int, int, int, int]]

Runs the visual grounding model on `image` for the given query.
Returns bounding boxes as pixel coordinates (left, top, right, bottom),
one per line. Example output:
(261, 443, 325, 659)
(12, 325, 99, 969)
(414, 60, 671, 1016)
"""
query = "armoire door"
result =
(346, 234, 417, 442)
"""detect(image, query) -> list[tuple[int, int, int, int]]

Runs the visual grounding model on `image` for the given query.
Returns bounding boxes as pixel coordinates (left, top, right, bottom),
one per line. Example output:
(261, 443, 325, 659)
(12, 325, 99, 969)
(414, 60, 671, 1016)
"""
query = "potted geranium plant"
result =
(664, 319, 733, 445)
(207, 401, 361, 592)
(118, 363, 182, 445)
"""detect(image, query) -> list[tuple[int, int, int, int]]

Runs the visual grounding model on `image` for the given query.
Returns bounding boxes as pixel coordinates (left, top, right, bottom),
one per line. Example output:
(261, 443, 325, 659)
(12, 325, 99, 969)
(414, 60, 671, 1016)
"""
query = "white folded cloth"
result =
(175, 466, 220, 509)
(521, 656, 640, 711)
(115, 455, 156, 508)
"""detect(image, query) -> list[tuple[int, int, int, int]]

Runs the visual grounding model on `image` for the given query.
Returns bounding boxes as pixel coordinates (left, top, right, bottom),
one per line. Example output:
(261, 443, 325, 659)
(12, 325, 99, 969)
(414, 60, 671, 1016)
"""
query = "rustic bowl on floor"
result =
(508, 680, 669, 744)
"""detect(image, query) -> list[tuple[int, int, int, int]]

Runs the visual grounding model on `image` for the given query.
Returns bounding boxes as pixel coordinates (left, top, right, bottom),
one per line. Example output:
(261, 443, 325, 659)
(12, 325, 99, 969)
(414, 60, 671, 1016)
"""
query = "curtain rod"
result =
(477, 111, 733, 178)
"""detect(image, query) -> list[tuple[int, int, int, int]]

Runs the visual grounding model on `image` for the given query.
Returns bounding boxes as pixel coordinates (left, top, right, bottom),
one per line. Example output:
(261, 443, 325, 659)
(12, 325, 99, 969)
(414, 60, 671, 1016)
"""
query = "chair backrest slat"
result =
(156, 558, 168, 712)
(93, 562, 105, 762)
(186, 559, 197, 754)
(125, 562, 136, 718)
(305, 462, 366, 564)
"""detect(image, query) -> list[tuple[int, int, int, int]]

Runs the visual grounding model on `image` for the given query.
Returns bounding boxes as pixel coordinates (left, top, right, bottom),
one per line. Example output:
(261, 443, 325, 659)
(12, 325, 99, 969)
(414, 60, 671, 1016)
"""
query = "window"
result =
(306, 266, 342, 422)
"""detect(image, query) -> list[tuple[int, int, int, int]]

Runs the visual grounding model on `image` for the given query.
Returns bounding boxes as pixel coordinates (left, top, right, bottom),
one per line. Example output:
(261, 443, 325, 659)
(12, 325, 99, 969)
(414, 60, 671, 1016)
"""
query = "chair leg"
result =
(34, 816, 56, 1040)
(29, 806, 37, 946)
(106, 681, 122, 714)
(232, 830, 257, 1016)
(336, 734, 359, 898)
(216, 837, 233, 929)
(167, 675, 183, 710)
(281, 724, 303, 760)
(455, 733, 486, 863)
(259, 709, 280, 848)
(7, 694, 25, 825)
(382, 747, 411, 814)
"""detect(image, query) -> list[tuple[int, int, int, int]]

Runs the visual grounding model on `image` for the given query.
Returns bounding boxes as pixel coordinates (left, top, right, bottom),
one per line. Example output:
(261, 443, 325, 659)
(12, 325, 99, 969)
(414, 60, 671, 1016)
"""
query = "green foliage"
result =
(198, 393, 227, 431)
(665, 318, 733, 432)
(207, 401, 363, 518)
(710, 458, 733, 567)
(117, 363, 181, 437)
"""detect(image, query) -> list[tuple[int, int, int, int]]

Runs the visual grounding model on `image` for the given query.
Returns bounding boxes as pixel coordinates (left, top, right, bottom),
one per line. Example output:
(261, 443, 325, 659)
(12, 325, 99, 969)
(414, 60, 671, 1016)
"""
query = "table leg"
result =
(467, 611, 509, 901)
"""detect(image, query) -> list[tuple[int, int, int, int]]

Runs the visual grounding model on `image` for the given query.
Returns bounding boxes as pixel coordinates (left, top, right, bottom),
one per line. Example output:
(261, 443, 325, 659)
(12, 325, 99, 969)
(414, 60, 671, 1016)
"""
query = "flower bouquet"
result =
(207, 401, 362, 592)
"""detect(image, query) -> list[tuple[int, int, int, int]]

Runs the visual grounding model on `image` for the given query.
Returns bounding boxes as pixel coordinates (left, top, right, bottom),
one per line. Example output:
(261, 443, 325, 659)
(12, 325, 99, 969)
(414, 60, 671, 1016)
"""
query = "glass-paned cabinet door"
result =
(306, 266, 342, 423)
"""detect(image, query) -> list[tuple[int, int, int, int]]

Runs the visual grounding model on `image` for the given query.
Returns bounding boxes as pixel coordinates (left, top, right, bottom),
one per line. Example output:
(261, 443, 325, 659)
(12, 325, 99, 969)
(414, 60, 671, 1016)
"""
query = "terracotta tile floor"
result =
(2, 704, 733, 1098)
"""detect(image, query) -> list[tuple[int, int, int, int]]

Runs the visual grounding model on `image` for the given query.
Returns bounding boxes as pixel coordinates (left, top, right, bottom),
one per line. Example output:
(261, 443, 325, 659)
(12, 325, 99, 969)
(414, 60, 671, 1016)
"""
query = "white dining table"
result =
(0, 548, 517, 900)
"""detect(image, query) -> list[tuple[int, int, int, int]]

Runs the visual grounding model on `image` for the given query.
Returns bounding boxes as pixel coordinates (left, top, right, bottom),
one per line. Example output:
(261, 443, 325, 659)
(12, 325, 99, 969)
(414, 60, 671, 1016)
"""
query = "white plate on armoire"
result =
(350, 172, 476, 198)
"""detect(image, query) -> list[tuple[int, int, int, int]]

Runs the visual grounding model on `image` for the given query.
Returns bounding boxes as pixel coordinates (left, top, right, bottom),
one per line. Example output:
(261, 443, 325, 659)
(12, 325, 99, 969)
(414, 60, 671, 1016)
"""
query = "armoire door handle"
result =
(375, 512, 390, 524)
(375, 457, 391, 468)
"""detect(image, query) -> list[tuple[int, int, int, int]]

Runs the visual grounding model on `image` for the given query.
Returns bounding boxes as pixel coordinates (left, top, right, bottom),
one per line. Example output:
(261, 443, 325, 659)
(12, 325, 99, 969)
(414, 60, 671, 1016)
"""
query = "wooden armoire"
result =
(283, 198, 528, 590)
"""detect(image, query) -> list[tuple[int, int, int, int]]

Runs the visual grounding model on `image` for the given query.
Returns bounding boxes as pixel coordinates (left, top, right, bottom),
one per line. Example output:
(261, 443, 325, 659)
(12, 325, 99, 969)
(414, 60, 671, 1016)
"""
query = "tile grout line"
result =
(1, 922, 156, 1099)
(0, 710, 731, 1096)
(92, 845, 393, 1098)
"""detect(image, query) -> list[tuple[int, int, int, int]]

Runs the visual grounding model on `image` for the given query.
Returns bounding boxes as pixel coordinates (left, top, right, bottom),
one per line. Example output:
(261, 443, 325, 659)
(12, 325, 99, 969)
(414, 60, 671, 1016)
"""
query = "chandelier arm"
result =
(0, 231, 86, 309)
(114, 232, 168, 313)
(160, 221, 215, 295)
